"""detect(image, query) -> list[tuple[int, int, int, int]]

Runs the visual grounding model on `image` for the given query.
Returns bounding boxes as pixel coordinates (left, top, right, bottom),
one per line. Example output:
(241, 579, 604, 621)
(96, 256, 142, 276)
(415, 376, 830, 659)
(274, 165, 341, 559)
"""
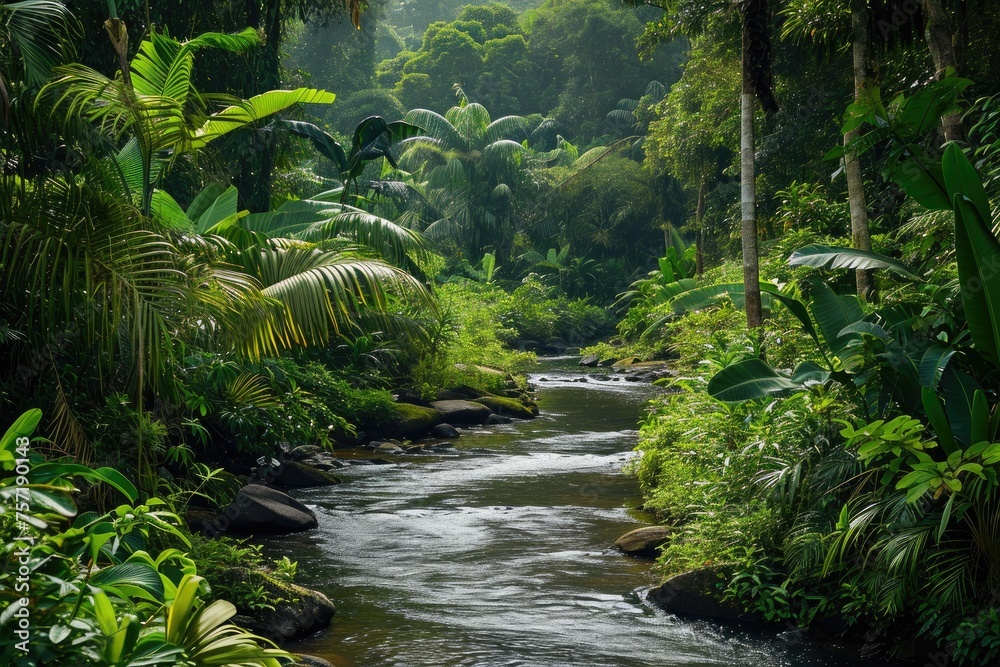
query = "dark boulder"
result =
(272, 461, 341, 489)
(579, 355, 600, 367)
(431, 423, 461, 438)
(222, 484, 317, 535)
(614, 525, 671, 558)
(649, 567, 742, 620)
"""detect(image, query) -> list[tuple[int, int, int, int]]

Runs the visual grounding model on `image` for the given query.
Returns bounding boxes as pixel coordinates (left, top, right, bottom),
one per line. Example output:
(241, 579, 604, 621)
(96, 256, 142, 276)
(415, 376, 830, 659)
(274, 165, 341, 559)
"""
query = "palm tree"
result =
(399, 96, 532, 260)
(41, 26, 334, 215)
(157, 183, 436, 353)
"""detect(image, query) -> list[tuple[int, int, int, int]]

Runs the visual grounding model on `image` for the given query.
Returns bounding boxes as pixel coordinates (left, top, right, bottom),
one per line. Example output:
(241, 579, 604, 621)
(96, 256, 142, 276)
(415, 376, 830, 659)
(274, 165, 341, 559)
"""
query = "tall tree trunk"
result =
(847, 0, 874, 300)
(922, 0, 965, 142)
(695, 179, 705, 277)
(741, 87, 762, 329)
(740, 0, 773, 329)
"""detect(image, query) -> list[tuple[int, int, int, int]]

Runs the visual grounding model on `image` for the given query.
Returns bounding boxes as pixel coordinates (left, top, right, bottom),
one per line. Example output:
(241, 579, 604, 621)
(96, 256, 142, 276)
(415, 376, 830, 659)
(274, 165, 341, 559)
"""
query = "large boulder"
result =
(233, 578, 335, 643)
(272, 461, 341, 489)
(649, 567, 742, 620)
(392, 402, 444, 437)
(431, 423, 460, 438)
(579, 355, 600, 367)
(614, 525, 671, 558)
(429, 400, 493, 425)
(473, 395, 537, 419)
(222, 484, 318, 535)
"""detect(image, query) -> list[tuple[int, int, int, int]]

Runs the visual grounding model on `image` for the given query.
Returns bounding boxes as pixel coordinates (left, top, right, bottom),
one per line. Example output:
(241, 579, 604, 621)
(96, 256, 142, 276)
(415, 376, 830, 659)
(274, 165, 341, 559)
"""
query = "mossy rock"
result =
(391, 402, 443, 438)
(232, 571, 335, 643)
(473, 395, 537, 419)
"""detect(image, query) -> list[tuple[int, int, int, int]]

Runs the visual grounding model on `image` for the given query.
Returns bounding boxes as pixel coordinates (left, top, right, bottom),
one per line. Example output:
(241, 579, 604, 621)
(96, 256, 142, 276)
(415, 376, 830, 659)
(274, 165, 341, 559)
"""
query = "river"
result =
(262, 359, 858, 666)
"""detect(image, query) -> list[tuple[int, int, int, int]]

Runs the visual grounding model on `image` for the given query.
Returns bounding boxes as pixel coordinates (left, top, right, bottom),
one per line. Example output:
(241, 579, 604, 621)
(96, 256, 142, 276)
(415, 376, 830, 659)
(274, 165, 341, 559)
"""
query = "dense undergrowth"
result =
(589, 89, 1000, 664)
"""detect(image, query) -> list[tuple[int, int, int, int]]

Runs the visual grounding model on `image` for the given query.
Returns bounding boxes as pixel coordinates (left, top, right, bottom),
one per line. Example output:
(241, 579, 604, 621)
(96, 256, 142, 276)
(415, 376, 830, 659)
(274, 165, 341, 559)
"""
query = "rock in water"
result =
(392, 402, 444, 438)
(272, 461, 341, 488)
(223, 484, 317, 534)
(473, 395, 537, 419)
(579, 354, 599, 367)
(429, 399, 493, 425)
(294, 656, 336, 667)
(233, 580, 335, 642)
(614, 525, 671, 558)
(649, 567, 742, 620)
(431, 423, 461, 438)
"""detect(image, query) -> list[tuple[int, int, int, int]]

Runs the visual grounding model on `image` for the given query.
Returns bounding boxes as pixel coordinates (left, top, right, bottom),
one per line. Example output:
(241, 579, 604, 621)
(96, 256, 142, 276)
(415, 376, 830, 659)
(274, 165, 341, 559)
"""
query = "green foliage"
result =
(0, 410, 291, 666)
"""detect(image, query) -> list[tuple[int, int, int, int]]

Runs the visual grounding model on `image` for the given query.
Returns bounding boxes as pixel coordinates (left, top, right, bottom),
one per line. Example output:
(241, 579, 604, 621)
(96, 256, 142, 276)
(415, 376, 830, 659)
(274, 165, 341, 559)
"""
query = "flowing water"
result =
(263, 359, 859, 667)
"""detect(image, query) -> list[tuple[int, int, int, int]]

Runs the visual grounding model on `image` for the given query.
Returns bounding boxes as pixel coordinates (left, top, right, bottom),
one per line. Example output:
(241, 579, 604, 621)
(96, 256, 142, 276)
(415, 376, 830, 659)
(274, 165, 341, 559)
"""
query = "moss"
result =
(473, 395, 537, 419)
(391, 402, 443, 437)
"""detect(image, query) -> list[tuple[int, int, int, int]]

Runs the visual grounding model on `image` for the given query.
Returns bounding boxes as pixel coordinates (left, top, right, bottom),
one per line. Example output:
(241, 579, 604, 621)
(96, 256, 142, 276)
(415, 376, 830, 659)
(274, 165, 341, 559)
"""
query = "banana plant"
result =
(275, 115, 423, 204)
(42, 27, 335, 215)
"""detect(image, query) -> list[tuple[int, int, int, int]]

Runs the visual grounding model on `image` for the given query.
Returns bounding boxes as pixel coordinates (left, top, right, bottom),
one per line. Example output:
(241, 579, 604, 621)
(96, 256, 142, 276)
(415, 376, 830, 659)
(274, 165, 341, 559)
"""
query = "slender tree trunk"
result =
(923, 0, 965, 142)
(695, 179, 705, 277)
(847, 0, 874, 300)
(741, 87, 762, 329)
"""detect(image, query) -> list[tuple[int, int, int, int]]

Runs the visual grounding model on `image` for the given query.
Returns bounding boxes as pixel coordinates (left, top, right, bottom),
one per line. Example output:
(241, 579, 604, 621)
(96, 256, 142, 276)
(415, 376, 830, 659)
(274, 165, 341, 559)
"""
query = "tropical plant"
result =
(42, 26, 335, 214)
(0, 409, 292, 665)
(276, 115, 423, 204)
(399, 97, 532, 260)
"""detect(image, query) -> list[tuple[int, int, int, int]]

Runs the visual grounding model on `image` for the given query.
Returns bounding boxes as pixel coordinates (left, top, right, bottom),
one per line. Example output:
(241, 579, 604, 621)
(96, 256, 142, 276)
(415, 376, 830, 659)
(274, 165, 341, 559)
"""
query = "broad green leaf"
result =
(918, 345, 956, 388)
(895, 77, 972, 140)
(150, 190, 193, 230)
(953, 194, 1000, 366)
(91, 562, 165, 599)
(185, 182, 229, 222)
(942, 367, 983, 448)
(193, 88, 335, 149)
(808, 280, 864, 359)
(28, 463, 137, 502)
(839, 321, 890, 341)
(194, 186, 239, 233)
(922, 386, 957, 456)
(1, 408, 41, 455)
(274, 119, 348, 171)
(887, 151, 950, 211)
(791, 361, 830, 384)
(788, 244, 920, 280)
(943, 142, 991, 224)
(707, 359, 801, 402)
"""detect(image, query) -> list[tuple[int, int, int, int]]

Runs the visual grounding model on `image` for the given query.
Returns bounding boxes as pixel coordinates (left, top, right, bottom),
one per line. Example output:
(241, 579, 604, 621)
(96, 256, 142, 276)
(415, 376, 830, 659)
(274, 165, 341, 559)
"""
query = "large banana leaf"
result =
(808, 280, 864, 359)
(788, 244, 920, 280)
(273, 119, 348, 171)
(192, 88, 335, 148)
(946, 144, 1000, 367)
(707, 358, 801, 402)
(941, 366, 984, 447)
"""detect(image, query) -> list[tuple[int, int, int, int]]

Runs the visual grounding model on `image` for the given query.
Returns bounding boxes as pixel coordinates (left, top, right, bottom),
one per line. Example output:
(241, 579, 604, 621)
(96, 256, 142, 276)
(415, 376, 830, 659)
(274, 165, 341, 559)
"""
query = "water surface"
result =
(264, 360, 855, 666)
